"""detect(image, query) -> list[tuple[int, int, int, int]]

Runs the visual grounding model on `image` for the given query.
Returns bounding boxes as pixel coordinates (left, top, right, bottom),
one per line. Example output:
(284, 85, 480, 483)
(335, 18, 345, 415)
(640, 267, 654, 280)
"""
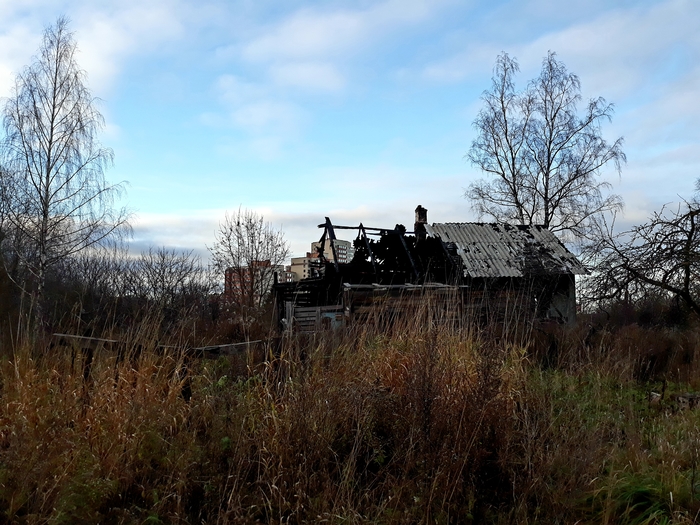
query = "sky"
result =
(0, 0, 698, 260)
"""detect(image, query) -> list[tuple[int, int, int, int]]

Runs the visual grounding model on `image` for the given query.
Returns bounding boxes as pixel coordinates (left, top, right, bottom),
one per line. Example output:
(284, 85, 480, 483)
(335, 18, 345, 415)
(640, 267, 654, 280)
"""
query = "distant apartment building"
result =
(285, 239, 356, 282)
(289, 253, 322, 281)
(224, 260, 284, 306)
(311, 239, 355, 264)
(278, 267, 297, 284)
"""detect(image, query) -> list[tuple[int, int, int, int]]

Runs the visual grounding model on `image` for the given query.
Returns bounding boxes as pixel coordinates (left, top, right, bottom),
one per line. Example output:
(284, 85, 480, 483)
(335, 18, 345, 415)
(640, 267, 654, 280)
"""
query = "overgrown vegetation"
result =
(2, 18, 700, 524)
(2, 301, 700, 524)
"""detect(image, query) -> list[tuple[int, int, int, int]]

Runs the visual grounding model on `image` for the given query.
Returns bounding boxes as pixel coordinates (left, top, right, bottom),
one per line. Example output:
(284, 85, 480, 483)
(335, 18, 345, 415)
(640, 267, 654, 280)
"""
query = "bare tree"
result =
(45, 240, 129, 331)
(209, 207, 289, 313)
(56, 239, 132, 304)
(0, 17, 128, 324)
(128, 247, 211, 309)
(585, 201, 700, 317)
(466, 52, 626, 241)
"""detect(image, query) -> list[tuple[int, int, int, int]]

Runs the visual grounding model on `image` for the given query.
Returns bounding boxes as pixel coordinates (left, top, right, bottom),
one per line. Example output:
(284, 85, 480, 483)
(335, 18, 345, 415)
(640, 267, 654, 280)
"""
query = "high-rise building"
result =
(311, 239, 355, 264)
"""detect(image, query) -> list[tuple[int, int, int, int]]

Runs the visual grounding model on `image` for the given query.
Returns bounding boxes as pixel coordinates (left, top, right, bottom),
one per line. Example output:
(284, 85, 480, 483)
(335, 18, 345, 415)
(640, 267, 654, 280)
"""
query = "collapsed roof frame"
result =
(316, 217, 421, 282)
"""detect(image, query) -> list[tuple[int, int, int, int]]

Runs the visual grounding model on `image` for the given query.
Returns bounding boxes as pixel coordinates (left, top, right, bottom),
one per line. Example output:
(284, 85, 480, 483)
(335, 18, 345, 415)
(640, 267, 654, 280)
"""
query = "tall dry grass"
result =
(2, 305, 700, 523)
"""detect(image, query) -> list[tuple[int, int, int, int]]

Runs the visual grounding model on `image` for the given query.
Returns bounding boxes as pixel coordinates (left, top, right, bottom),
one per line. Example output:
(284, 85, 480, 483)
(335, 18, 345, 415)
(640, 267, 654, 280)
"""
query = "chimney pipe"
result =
(415, 205, 427, 242)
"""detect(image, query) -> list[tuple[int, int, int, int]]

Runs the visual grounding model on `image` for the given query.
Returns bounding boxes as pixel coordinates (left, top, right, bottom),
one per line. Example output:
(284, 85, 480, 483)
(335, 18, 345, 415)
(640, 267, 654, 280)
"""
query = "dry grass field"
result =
(2, 305, 700, 524)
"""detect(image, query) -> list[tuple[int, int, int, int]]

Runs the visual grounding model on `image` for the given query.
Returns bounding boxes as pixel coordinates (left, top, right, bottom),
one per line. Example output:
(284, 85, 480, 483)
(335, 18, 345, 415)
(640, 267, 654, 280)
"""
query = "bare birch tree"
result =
(209, 207, 289, 313)
(466, 52, 626, 241)
(0, 17, 128, 325)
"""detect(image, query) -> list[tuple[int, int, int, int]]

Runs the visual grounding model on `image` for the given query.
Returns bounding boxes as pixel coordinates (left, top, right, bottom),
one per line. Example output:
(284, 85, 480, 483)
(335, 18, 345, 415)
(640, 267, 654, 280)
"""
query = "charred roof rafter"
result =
(318, 218, 420, 283)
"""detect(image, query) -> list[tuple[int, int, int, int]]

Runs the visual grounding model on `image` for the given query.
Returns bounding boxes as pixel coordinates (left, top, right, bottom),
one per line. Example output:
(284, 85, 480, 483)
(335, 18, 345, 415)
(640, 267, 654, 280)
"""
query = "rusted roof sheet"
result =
(423, 223, 587, 278)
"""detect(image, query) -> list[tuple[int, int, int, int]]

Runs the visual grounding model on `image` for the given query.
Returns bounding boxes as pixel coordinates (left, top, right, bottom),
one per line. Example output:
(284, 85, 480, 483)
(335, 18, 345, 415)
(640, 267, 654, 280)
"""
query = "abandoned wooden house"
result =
(273, 206, 587, 331)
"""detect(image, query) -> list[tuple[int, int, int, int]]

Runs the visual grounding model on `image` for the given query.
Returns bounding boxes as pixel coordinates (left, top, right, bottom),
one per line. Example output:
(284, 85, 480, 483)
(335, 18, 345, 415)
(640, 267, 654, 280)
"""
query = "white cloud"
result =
(422, 0, 700, 97)
(242, 9, 366, 63)
(242, 0, 447, 64)
(0, 0, 190, 98)
(212, 130, 297, 161)
(73, 2, 186, 94)
(216, 74, 262, 106)
(0, 23, 41, 96)
(269, 61, 345, 92)
(101, 119, 123, 141)
(130, 210, 220, 258)
(422, 44, 499, 83)
(202, 0, 458, 157)
(513, 0, 700, 101)
(232, 100, 302, 133)
(227, 0, 456, 97)
(210, 73, 307, 146)
(206, 71, 311, 159)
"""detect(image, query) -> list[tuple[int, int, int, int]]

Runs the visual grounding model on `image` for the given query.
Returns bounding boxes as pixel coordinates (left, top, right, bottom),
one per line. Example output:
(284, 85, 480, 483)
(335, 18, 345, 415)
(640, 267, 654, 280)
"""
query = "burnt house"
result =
(274, 206, 587, 331)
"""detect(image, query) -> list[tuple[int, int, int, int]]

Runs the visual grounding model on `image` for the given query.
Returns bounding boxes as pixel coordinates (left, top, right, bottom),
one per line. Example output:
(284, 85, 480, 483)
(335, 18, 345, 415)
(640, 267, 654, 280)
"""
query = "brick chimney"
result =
(415, 205, 427, 242)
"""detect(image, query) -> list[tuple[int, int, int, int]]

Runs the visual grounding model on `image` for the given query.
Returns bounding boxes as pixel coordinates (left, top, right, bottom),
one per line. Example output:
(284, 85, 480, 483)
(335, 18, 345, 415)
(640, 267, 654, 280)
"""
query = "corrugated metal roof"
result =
(423, 223, 587, 278)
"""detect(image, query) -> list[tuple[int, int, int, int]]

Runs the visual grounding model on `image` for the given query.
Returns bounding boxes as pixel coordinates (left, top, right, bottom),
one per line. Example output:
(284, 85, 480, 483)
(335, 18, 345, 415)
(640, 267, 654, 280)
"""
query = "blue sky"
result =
(1, 0, 698, 258)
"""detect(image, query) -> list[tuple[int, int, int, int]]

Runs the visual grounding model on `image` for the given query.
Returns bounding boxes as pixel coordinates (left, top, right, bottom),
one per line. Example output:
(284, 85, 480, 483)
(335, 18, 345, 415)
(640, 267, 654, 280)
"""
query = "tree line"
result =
(0, 18, 288, 344)
(0, 17, 697, 344)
